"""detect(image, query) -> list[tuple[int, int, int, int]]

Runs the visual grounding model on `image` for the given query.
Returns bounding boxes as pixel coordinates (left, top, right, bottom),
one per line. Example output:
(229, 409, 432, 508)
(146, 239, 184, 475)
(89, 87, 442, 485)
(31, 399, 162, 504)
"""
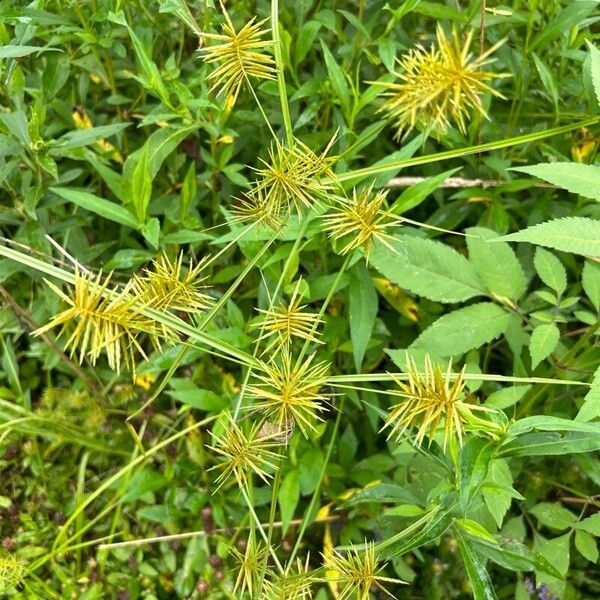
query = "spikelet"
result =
(131, 253, 213, 314)
(375, 26, 506, 137)
(231, 187, 285, 230)
(260, 557, 315, 600)
(0, 552, 24, 594)
(249, 136, 339, 223)
(199, 1, 276, 101)
(208, 413, 282, 491)
(381, 354, 497, 450)
(247, 349, 330, 438)
(230, 537, 268, 597)
(323, 186, 400, 260)
(253, 279, 323, 354)
(322, 542, 405, 600)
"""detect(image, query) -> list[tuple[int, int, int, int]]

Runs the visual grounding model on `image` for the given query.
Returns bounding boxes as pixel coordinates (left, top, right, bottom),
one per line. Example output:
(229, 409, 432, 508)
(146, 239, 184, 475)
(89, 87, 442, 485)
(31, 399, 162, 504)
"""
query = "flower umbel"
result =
(34, 270, 160, 374)
(381, 354, 495, 450)
(253, 279, 324, 354)
(247, 350, 330, 438)
(323, 186, 400, 260)
(208, 413, 282, 490)
(131, 253, 213, 314)
(199, 2, 276, 101)
(376, 26, 506, 137)
(323, 542, 405, 600)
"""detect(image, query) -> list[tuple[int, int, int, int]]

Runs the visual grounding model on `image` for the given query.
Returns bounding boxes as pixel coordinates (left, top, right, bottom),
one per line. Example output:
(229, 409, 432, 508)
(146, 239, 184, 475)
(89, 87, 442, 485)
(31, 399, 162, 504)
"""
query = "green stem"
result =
(271, 0, 294, 144)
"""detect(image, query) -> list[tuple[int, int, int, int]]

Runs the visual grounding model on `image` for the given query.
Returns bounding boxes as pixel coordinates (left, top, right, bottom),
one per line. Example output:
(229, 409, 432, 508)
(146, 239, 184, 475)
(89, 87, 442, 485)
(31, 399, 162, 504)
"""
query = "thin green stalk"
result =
(337, 116, 600, 183)
(287, 397, 345, 568)
(271, 0, 293, 144)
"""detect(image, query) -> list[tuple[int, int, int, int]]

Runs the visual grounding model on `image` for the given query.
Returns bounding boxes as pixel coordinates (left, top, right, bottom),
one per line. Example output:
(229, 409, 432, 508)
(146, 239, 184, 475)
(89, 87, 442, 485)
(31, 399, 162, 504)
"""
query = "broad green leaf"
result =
(534, 247, 567, 296)
(513, 162, 600, 202)
(122, 468, 167, 502)
(486, 385, 531, 410)
(589, 43, 600, 105)
(528, 1, 598, 52)
(52, 123, 130, 151)
(468, 226, 527, 300)
(320, 41, 350, 118)
(575, 529, 598, 562)
(0, 110, 30, 144)
(531, 52, 558, 107)
(501, 431, 600, 457)
(454, 526, 498, 600)
(508, 415, 600, 437)
(348, 262, 378, 371)
(342, 483, 420, 507)
(533, 533, 570, 596)
(130, 144, 152, 222)
(295, 20, 321, 65)
(459, 438, 496, 513)
(576, 365, 600, 422)
(279, 470, 300, 536)
(495, 217, 600, 257)
(167, 380, 228, 411)
(410, 302, 511, 357)
(470, 538, 563, 579)
(582, 260, 600, 312)
(390, 168, 460, 215)
(576, 512, 600, 536)
(529, 323, 560, 368)
(370, 236, 485, 304)
(50, 187, 138, 228)
(530, 503, 578, 531)
(0, 45, 60, 59)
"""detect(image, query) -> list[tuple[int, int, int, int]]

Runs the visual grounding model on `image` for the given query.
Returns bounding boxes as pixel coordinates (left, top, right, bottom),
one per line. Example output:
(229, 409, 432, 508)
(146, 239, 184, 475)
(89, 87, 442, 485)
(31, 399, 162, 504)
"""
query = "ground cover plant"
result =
(1, 0, 600, 598)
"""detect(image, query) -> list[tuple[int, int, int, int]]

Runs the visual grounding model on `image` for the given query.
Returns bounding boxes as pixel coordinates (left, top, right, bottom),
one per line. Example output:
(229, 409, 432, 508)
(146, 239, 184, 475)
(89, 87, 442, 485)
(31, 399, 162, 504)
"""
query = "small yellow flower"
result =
(247, 350, 330, 438)
(131, 253, 213, 314)
(323, 186, 399, 260)
(376, 26, 506, 137)
(322, 542, 405, 600)
(381, 354, 496, 450)
(253, 279, 323, 354)
(208, 413, 282, 490)
(199, 2, 276, 101)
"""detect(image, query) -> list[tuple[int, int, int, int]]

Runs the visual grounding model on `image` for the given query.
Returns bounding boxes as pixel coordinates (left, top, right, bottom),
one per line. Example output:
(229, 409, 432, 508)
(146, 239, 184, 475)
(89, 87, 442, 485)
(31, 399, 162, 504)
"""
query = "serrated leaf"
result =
(534, 247, 566, 296)
(512, 162, 600, 202)
(410, 302, 511, 357)
(529, 323, 560, 368)
(495, 217, 600, 257)
(0, 45, 60, 59)
(370, 236, 485, 304)
(468, 226, 527, 300)
(590, 43, 600, 105)
(576, 365, 600, 422)
(582, 260, 600, 312)
(348, 262, 378, 371)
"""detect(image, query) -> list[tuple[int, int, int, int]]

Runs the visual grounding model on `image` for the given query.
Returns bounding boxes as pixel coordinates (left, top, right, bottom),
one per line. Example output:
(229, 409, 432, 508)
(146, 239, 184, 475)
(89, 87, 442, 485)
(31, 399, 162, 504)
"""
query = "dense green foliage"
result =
(1, 1, 600, 599)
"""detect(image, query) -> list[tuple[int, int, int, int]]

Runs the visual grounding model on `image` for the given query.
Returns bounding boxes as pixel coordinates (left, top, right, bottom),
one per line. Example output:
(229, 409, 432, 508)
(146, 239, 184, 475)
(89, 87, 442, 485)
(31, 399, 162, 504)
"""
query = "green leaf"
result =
(342, 483, 420, 507)
(529, 323, 560, 368)
(370, 235, 485, 304)
(534, 247, 567, 296)
(320, 40, 351, 119)
(50, 187, 138, 228)
(468, 227, 527, 300)
(122, 468, 167, 502)
(453, 525, 498, 600)
(501, 431, 600, 457)
(140, 217, 161, 249)
(575, 529, 598, 562)
(348, 262, 378, 371)
(0, 110, 30, 144)
(576, 513, 600, 536)
(0, 45, 60, 59)
(52, 123, 130, 151)
(495, 217, 600, 257)
(530, 503, 578, 531)
(486, 385, 532, 410)
(513, 162, 600, 202)
(390, 168, 460, 215)
(130, 144, 152, 223)
(278, 470, 300, 536)
(295, 21, 321, 65)
(531, 52, 558, 107)
(167, 380, 229, 411)
(410, 302, 511, 357)
(528, 1, 598, 52)
(589, 43, 600, 106)
(533, 533, 570, 594)
(582, 260, 600, 312)
(576, 365, 600, 422)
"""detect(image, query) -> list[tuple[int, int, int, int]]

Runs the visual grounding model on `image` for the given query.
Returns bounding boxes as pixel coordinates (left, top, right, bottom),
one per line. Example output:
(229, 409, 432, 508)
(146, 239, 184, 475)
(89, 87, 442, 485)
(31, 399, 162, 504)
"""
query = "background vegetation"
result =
(1, 0, 600, 598)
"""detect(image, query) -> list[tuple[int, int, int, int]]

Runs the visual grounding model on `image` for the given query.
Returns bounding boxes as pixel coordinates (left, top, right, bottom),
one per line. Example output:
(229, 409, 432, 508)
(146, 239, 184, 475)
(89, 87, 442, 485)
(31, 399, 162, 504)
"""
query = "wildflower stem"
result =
(337, 116, 600, 184)
(245, 73, 278, 140)
(271, 0, 294, 144)
(287, 397, 345, 568)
